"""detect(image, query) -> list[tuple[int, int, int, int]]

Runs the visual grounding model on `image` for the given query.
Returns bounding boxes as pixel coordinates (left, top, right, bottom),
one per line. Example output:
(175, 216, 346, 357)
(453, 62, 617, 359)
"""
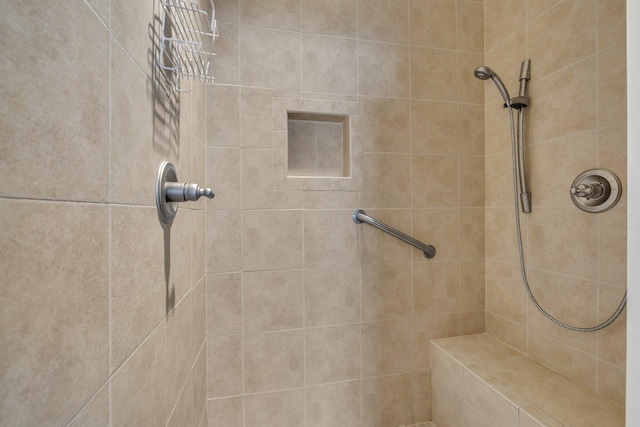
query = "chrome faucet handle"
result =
(570, 183, 603, 200)
(165, 182, 215, 202)
(156, 161, 214, 225)
(569, 169, 621, 213)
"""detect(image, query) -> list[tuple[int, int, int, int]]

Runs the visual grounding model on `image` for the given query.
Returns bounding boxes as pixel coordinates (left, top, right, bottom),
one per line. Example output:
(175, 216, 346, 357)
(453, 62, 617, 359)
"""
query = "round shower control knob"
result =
(569, 169, 621, 213)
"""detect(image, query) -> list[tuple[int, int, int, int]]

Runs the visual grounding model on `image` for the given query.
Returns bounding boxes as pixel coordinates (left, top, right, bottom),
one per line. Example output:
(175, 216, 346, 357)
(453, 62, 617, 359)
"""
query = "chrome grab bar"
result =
(352, 209, 436, 259)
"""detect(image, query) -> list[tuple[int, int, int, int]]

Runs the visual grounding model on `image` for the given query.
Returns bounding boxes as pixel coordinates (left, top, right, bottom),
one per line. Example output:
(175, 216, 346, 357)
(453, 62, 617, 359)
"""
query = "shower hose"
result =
(506, 107, 627, 332)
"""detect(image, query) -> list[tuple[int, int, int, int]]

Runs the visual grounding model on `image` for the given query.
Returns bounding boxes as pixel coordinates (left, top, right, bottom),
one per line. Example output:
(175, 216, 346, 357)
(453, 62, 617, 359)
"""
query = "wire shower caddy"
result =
(158, 0, 218, 92)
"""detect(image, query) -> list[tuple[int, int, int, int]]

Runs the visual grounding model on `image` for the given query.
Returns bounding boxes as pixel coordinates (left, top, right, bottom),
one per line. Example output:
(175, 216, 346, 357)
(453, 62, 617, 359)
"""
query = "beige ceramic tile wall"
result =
(484, 0, 627, 405)
(0, 0, 208, 426)
(206, 0, 484, 425)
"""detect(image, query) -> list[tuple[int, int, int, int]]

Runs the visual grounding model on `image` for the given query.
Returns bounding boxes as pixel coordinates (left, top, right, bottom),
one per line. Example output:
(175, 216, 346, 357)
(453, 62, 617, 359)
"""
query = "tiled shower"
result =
(205, 0, 485, 425)
(0, 0, 629, 426)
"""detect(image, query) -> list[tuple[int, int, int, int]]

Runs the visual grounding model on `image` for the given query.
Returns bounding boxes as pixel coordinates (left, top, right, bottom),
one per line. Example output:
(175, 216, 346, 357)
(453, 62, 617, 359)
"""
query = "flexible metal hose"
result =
(506, 108, 627, 332)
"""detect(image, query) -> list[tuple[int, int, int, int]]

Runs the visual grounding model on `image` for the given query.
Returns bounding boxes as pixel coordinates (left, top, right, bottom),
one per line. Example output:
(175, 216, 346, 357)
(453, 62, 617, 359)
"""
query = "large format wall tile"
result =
(111, 322, 167, 427)
(599, 41, 627, 127)
(207, 209, 242, 273)
(110, 39, 177, 206)
(528, 207, 598, 280)
(240, 0, 300, 30)
(527, 132, 598, 208)
(241, 148, 304, 209)
(167, 372, 195, 427)
(412, 209, 460, 262)
(527, 0, 596, 78)
(304, 210, 359, 268)
(0, 0, 109, 202)
(0, 200, 109, 427)
(305, 381, 361, 427)
(301, 34, 358, 95)
(211, 23, 240, 85)
(166, 296, 194, 414)
(357, 0, 409, 44)
(410, 100, 459, 155)
(243, 270, 304, 332)
(192, 210, 207, 286)
(413, 261, 460, 316)
(207, 397, 244, 427)
(456, 0, 484, 53)
(485, 260, 528, 327)
(360, 153, 411, 208)
(362, 97, 411, 153)
(111, 0, 154, 75)
(528, 56, 598, 143)
(305, 324, 361, 385)
(193, 326, 208, 416)
(66, 385, 110, 427)
(301, 0, 357, 38)
(207, 85, 240, 147)
(240, 27, 301, 90)
(110, 206, 167, 370)
(411, 155, 459, 208)
(484, 0, 525, 52)
(458, 104, 484, 156)
(598, 0, 626, 49)
(207, 147, 242, 209)
(304, 267, 360, 327)
(207, 335, 243, 398)
(244, 389, 305, 427)
(410, 0, 456, 49)
(361, 263, 412, 321)
(241, 210, 303, 271)
(358, 41, 410, 98)
(410, 47, 458, 101)
(362, 318, 413, 377)
(362, 374, 413, 427)
(243, 330, 304, 393)
(207, 273, 242, 336)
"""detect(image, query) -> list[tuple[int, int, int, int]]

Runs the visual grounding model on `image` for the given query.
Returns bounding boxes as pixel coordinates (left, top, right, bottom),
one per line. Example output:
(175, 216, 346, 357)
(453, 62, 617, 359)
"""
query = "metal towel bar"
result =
(352, 209, 436, 259)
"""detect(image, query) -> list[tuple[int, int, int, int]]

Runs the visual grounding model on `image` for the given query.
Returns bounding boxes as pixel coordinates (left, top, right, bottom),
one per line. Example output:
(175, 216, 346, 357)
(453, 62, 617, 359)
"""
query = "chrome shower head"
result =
(474, 65, 511, 105)
(474, 66, 494, 80)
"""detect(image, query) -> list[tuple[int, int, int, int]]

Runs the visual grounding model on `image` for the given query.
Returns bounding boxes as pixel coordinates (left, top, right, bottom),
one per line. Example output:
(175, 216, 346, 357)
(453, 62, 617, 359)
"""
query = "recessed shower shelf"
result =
(158, 0, 218, 93)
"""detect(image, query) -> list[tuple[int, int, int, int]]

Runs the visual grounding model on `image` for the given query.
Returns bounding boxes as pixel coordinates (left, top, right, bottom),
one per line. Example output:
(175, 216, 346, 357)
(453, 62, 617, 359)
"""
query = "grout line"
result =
(240, 271, 246, 426)
(301, 170, 308, 427)
(593, 2, 602, 386)
(107, 28, 114, 427)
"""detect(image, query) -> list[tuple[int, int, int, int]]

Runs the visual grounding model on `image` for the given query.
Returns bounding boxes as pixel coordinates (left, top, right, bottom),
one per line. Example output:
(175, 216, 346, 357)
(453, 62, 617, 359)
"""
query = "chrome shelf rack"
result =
(158, 0, 218, 92)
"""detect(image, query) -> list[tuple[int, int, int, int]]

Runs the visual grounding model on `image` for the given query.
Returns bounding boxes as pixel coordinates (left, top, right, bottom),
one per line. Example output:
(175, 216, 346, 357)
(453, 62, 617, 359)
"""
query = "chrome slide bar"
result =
(352, 209, 436, 259)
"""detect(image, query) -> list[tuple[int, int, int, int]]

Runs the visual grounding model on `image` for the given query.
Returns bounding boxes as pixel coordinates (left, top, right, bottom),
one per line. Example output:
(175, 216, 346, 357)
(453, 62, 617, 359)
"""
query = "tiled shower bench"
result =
(430, 333, 624, 427)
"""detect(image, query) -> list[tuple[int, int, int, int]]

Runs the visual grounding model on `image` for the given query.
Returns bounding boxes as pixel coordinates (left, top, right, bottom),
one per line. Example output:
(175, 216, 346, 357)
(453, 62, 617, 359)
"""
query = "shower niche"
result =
(287, 112, 350, 178)
(273, 98, 363, 191)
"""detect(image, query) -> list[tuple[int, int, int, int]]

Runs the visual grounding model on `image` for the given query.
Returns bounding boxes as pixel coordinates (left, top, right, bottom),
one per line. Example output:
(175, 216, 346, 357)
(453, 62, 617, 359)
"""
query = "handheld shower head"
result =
(474, 66, 494, 80)
(474, 65, 511, 106)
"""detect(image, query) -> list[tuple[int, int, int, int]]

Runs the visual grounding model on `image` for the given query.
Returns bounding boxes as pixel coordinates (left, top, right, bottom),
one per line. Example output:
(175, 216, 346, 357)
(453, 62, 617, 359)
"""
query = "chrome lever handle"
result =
(165, 182, 215, 202)
(156, 161, 214, 225)
(570, 183, 604, 200)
